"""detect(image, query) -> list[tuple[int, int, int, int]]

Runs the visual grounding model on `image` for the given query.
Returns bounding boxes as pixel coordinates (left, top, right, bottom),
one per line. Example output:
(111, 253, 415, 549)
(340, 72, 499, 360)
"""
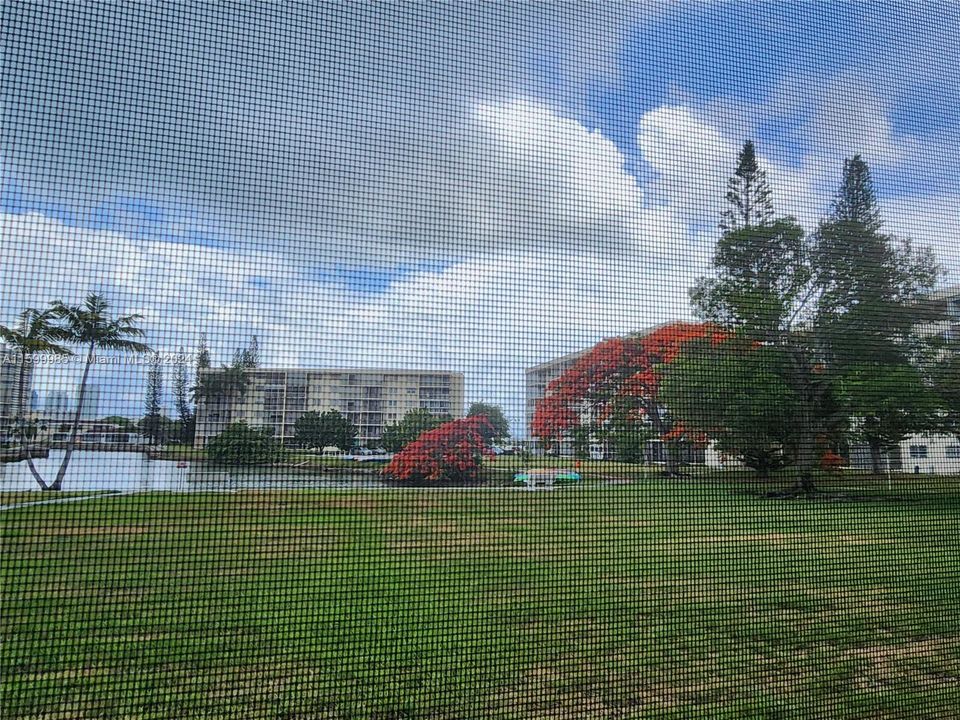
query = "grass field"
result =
(3, 478, 960, 719)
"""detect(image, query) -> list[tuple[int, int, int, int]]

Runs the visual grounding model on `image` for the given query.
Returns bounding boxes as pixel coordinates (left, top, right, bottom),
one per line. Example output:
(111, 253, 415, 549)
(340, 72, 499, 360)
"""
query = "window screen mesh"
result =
(2, 3, 960, 718)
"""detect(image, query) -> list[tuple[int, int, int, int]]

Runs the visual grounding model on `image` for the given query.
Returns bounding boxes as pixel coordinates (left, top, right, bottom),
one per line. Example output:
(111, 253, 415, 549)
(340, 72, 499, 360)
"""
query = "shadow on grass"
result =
(731, 472, 960, 508)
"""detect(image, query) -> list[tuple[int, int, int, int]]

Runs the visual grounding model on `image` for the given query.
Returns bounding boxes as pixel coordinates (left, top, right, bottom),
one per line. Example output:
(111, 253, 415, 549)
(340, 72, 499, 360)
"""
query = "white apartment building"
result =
(80, 384, 100, 421)
(524, 348, 589, 441)
(194, 368, 464, 448)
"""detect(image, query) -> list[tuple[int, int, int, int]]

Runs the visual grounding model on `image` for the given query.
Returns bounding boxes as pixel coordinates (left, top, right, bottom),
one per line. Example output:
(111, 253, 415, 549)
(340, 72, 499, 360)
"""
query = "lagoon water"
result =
(0, 450, 388, 492)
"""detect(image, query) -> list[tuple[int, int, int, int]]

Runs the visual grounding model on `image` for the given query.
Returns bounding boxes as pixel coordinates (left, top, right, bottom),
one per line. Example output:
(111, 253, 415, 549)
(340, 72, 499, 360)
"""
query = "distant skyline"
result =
(3, 3, 959, 433)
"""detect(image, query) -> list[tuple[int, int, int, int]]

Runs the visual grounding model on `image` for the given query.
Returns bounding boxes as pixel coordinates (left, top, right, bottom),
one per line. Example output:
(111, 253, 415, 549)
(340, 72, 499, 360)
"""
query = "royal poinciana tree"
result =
(531, 322, 719, 476)
(383, 416, 494, 484)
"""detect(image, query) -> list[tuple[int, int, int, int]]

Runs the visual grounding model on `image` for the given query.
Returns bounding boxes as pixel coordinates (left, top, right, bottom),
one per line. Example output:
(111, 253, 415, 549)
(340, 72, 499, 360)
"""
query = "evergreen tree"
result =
(808, 155, 942, 472)
(293, 410, 357, 450)
(196, 333, 211, 371)
(813, 154, 939, 366)
(467, 402, 510, 442)
(380, 408, 449, 452)
(173, 345, 195, 444)
(692, 139, 808, 340)
(829, 155, 882, 232)
(719, 139, 774, 233)
(239, 335, 260, 369)
(207, 422, 282, 466)
(143, 351, 164, 445)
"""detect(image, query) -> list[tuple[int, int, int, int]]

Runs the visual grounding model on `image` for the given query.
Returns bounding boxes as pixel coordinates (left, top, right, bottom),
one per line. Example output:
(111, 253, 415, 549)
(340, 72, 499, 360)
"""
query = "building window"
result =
(946, 445, 960, 459)
(909, 445, 928, 459)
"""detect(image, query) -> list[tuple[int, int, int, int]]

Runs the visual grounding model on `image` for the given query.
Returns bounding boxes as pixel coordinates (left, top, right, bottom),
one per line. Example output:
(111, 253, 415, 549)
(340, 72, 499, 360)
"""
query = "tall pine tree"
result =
(692, 140, 808, 340)
(240, 335, 260, 369)
(719, 139, 774, 233)
(813, 154, 939, 366)
(173, 345, 194, 444)
(196, 333, 211, 372)
(829, 155, 882, 232)
(812, 155, 942, 471)
(143, 352, 164, 445)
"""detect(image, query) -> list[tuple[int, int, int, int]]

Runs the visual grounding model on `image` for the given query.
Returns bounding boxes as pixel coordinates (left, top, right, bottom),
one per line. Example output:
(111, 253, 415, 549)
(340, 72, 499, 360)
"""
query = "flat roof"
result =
(524, 321, 677, 374)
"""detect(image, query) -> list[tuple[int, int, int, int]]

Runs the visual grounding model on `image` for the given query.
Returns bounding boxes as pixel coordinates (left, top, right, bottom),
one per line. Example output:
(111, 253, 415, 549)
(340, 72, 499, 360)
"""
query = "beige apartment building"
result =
(194, 368, 464, 448)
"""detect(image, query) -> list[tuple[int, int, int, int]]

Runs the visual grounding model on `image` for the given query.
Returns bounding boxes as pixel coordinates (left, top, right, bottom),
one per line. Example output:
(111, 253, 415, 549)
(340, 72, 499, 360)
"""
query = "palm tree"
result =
(50, 294, 150, 490)
(0, 307, 73, 490)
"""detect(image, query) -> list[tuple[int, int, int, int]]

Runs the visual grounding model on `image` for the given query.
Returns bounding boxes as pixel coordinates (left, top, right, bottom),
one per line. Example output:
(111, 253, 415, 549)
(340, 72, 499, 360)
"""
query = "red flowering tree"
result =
(531, 322, 720, 475)
(382, 416, 495, 485)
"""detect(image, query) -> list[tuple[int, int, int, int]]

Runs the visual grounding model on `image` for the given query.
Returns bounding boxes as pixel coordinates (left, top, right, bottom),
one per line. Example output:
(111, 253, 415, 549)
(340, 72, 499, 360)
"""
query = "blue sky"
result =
(2, 2, 959, 431)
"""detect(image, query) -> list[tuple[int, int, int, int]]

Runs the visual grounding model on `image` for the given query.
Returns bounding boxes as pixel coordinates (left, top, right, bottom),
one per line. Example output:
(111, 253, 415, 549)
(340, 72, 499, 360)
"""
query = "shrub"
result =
(207, 422, 282, 466)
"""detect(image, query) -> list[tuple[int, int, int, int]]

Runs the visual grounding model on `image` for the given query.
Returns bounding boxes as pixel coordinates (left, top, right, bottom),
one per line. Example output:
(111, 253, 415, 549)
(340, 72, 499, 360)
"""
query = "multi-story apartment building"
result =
(194, 368, 464, 448)
(80, 384, 100, 421)
(43, 390, 73, 422)
(0, 345, 32, 434)
(524, 348, 589, 442)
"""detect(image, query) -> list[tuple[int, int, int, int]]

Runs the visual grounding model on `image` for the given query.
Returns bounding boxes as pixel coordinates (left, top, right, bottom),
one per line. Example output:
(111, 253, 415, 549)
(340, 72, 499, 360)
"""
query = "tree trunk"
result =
(14, 352, 51, 491)
(782, 347, 825, 497)
(869, 442, 884, 475)
(647, 403, 679, 477)
(790, 423, 818, 496)
(51, 343, 94, 491)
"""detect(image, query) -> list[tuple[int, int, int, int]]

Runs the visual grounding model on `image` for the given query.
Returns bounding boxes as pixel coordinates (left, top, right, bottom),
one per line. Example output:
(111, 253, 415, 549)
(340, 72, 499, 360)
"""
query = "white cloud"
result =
(638, 105, 739, 225)
(883, 195, 960, 282)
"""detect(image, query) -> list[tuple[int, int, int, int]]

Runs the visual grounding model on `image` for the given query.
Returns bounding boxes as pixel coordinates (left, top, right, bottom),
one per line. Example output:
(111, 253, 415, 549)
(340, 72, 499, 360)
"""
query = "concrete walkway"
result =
(0, 490, 135, 513)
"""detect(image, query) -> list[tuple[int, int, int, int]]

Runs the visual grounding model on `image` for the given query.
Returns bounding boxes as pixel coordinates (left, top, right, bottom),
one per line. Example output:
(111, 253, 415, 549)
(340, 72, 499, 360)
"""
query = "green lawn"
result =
(3, 480, 960, 719)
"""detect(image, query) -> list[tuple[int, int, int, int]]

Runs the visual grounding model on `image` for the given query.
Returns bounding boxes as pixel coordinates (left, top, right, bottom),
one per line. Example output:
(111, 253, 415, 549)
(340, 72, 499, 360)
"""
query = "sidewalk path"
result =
(0, 490, 135, 513)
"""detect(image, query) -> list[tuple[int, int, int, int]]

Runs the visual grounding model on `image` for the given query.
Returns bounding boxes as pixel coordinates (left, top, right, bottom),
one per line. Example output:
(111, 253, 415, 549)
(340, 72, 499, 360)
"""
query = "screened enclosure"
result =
(2, 2, 960, 718)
